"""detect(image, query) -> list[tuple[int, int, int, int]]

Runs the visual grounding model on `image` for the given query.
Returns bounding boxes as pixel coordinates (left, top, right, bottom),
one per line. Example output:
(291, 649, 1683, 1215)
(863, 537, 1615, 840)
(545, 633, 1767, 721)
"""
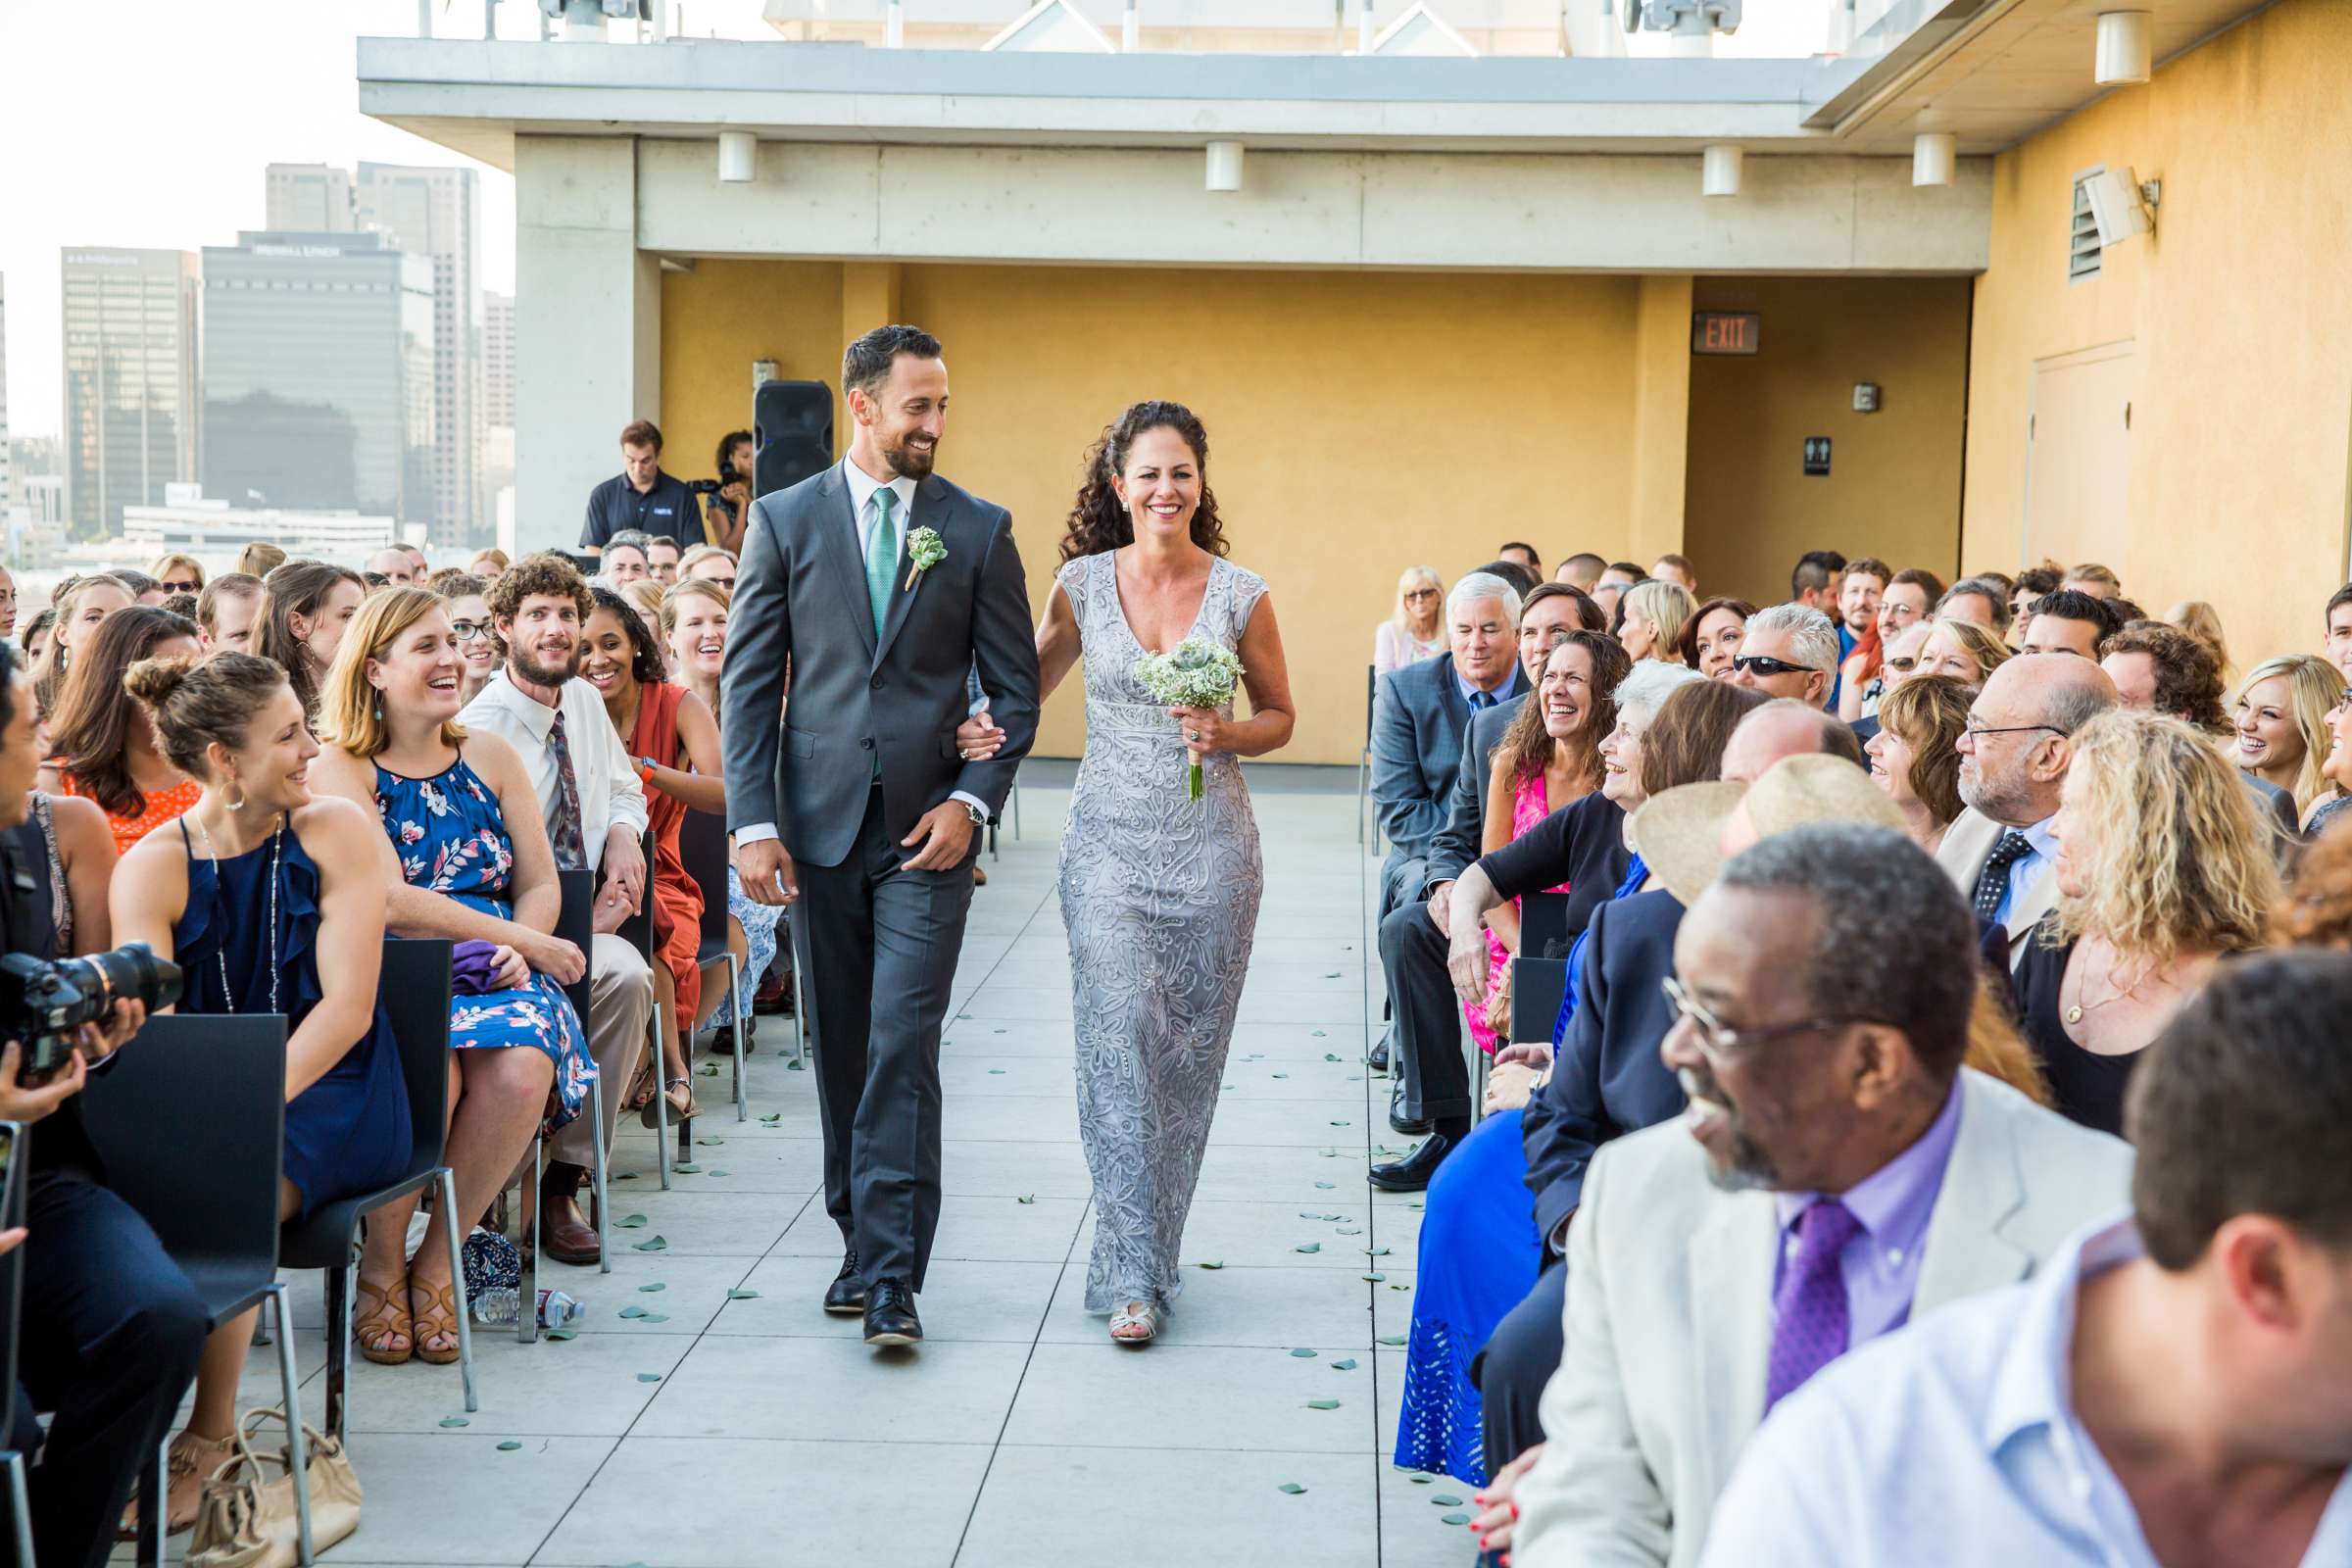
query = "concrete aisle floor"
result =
(122, 770, 1469, 1567)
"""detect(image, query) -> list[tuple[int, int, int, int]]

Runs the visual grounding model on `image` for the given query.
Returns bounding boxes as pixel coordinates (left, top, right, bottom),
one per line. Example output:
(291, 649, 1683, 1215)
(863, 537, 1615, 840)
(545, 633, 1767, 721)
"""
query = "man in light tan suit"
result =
(1508, 823, 2132, 1568)
(1933, 654, 2117, 965)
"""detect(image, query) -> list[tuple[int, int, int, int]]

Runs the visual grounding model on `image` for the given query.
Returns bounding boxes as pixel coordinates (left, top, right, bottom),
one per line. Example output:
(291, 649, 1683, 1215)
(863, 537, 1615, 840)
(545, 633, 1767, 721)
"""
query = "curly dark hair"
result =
(1058, 401, 1230, 564)
(586, 585, 667, 686)
(1494, 629, 1634, 795)
(485, 552, 595, 663)
(2101, 620, 2229, 734)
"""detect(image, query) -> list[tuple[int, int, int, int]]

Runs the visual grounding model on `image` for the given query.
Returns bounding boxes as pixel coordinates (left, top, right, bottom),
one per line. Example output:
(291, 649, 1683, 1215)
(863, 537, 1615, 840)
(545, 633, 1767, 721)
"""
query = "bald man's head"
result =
(1958, 653, 2118, 827)
(1721, 698, 1865, 783)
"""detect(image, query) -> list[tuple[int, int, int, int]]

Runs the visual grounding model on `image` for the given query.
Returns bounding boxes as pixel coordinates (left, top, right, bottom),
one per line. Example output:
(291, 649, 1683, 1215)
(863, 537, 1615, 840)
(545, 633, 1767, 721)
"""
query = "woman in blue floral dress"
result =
(313, 588, 598, 1366)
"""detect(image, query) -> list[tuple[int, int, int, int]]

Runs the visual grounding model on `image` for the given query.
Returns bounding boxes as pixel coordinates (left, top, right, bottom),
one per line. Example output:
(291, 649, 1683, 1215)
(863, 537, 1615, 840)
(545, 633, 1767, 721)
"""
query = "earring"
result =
(224, 775, 248, 811)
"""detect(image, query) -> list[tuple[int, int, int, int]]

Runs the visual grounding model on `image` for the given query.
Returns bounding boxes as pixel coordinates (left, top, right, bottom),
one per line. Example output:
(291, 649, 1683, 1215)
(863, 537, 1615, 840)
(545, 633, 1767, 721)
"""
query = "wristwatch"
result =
(962, 801, 989, 830)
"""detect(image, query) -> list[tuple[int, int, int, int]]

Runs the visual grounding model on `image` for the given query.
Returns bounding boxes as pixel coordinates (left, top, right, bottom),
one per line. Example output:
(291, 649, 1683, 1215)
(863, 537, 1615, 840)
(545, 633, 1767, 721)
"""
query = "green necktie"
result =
(864, 487, 898, 639)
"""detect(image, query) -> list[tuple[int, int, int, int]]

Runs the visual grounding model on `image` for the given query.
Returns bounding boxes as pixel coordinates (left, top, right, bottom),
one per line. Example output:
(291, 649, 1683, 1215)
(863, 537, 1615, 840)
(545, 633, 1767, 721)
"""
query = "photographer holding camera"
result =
(0, 642, 201, 1568)
(695, 428, 755, 557)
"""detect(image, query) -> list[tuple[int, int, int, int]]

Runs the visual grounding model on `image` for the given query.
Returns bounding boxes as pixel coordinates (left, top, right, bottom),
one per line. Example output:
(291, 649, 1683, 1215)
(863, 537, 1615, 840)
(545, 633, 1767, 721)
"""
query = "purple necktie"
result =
(1764, 1199, 1864, 1413)
(546, 711, 589, 872)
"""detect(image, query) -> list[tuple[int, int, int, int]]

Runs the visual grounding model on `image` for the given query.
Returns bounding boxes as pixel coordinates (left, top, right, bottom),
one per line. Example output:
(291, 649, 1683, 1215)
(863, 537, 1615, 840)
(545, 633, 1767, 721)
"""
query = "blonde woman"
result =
(2023, 710, 2277, 1134)
(2231, 653, 2340, 826)
(1915, 614, 2013, 688)
(1615, 579, 1693, 667)
(2164, 599, 2230, 674)
(467, 547, 511, 580)
(1375, 565, 1446, 677)
(149, 553, 206, 595)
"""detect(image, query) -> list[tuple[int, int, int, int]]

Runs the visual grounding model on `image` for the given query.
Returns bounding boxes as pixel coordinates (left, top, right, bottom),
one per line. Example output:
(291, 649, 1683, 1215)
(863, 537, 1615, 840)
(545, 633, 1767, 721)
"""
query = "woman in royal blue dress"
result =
(112, 651, 414, 1536)
(311, 588, 596, 1365)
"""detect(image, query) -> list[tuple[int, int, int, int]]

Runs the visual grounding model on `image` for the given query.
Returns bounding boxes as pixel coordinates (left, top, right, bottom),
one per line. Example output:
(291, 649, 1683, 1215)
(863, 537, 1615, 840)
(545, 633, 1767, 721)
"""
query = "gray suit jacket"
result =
(1516, 1069, 2134, 1568)
(1424, 695, 1530, 896)
(1935, 808, 2054, 967)
(1370, 653, 1524, 897)
(720, 464, 1041, 869)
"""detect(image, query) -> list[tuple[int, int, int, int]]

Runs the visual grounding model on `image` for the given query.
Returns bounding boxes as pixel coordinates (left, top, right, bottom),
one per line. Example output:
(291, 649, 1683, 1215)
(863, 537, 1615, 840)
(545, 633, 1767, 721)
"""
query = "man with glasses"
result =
(1935, 654, 2117, 964)
(1726, 603, 1839, 710)
(1503, 823, 2131, 1568)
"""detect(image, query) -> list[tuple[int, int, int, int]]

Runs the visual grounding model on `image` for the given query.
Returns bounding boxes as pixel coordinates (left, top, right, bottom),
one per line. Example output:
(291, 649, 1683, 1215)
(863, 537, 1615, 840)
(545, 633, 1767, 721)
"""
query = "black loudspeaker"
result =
(754, 378, 834, 499)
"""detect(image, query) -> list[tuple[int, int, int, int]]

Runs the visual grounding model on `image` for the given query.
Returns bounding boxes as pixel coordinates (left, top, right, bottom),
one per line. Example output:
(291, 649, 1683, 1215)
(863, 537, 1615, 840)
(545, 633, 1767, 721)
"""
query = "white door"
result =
(2024, 340, 2135, 570)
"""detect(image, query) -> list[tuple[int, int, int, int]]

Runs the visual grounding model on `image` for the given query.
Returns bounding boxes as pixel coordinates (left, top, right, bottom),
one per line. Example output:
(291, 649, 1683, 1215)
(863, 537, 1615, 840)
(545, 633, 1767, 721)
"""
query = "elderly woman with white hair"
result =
(1376, 564, 1447, 677)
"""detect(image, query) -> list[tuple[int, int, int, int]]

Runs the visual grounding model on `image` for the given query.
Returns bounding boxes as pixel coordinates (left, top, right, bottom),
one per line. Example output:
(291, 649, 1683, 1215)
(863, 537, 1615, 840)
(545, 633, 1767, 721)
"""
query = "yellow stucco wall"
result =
(1684, 275, 1975, 609)
(1961, 0, 2352, 671)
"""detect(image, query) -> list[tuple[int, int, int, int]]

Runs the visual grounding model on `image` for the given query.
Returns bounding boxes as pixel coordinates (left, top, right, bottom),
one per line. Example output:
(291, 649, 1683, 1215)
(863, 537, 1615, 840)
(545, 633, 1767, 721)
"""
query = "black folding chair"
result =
(1485, 956, 1573, 1126)
(278, 939, 474, 1441)
(678, 807, 749, 1117)
(79, 1015, 316, 1568)
(528, 866, 615, 1332)
(1521, 892, 1577, 960)
(1358, 664, 1377, 848)
(0, 1119, 33, 1568)
(611, 828, 683, 1182)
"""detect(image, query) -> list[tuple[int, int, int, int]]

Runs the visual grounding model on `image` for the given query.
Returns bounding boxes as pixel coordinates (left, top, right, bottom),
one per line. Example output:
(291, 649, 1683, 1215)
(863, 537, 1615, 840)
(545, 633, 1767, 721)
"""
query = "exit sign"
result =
(1690, 312, 1761, 355)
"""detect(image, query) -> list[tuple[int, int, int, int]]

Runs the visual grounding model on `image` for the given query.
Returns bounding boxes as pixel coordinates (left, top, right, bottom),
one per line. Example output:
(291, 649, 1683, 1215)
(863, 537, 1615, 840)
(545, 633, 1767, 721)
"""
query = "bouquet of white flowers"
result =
(1132, 638, 1247, 801)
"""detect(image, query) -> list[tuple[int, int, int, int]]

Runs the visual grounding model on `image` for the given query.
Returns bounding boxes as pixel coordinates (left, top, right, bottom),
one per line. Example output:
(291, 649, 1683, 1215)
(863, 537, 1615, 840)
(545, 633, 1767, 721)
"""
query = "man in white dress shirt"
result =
(461, 552, 655, 1266)
(1705, 949, 2352, 1568)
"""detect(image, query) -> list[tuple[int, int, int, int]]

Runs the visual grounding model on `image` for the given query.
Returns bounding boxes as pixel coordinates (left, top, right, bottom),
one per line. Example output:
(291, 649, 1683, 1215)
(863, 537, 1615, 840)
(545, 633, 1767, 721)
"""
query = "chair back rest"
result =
(79, 1014, 288, 1275)
(555, 868, 595, 1024)
(678, 808, 732, 947)
(380, 938, 454, 1176)
(1520, 892, 1577, 961)
(1511, 957, 1571, 1046)
(614, 827, 658, 958)
(0, 1116, 29, 1450)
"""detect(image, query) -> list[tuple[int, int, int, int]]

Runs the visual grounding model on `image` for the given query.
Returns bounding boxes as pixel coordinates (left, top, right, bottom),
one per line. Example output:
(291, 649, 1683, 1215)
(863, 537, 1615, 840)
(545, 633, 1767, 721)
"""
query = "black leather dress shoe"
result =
(863, 1279, 922, 1347)
(1366, 1036, 1391, 1073)
(1389, 1082, 1433, 1137)
(823, 1252, 864, 1315)
(1369, 1132, 1457, 1193)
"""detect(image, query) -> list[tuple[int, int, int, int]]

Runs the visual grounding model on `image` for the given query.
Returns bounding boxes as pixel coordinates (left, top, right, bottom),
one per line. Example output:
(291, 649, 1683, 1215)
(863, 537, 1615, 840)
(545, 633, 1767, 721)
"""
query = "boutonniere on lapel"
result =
(903, 526, 947, 592)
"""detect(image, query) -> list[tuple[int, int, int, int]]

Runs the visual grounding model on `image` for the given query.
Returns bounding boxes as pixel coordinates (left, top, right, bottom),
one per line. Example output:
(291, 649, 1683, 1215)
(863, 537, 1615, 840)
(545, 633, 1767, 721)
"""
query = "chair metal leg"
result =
(588, 1073, 612, 1275)
(1009, 779, 1022, 839)
(725, 954, 748, 1120)
(436, 1167, 479, 1412)
(268, 1282, 317, 1566)
(1357, 747, 1368, 844)
(4, 1450, 32, 1568)
(517, 1136, 541, 1343)
(650, 1000, 672, 1190)
(1473, 1048, 1490, 1126)
(322, 1262, 353, 1444)
(790, 929, 807, 1069)
(254, 1286, 275, 1347)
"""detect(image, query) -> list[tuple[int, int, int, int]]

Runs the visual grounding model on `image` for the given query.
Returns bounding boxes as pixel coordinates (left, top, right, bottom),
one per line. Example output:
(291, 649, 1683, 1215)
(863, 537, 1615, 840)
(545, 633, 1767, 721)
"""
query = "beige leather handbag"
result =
(186, 1406, 363, 1567)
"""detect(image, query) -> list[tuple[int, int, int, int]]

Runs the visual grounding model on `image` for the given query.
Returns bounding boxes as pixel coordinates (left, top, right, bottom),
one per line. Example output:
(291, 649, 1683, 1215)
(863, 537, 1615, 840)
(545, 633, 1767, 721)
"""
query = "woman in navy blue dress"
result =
(112, 650, 412, 1537)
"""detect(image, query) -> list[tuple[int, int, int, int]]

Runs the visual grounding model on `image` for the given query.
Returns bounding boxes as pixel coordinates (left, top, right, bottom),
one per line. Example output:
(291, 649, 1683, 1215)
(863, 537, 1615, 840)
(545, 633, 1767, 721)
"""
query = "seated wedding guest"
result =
(35, 572, 134, 715)
(366, 546, 416, 588)
(2009, 562, 2064, 635)
(584, 586, 726, 1122)
(1591, 562, 1643, 624)
(0, 642, 198, 1568)
(1678, 595, 1754, 680)
(1615, 579, 1693, 668)
(2305, 689, 2352, 842)
(1375, 565, 1446, 677)
(2063, 561, 2122, 599)
(460, 553, 654, 1267)
(255, 560, 366, 721)
(159, 593, 198, 624)
(1555, 552, 1605, 593)
(5, 760, 119, 961)
(2017, 710, 2277, 1135)
(1918, 612, 2014, 686)
(1788, 549, 1844, 619)
(468, 547, 510, 581)
(1650, 553, 1695, 595)
(1497, 542, 1543, 577)
(2275, 806, 2352, 939)
(645, 535, 682, 587)
(234, 540, 286, 579)
(1375, 580, 1588, 1124)
(663, 579, 774, 1029)
(194, 571, 264, 654)
(1705, 950, 2352, 1568)
(114, 569, 164, 606)
(679, 543, 737, 590)
(1723, 697, 1865, 775)
(310, 589, 598, 1363)
(1937, 654, 2117, 963)
(1727, 603, 1838, 709)
(1839, 567, 1943, 723)
(2164, 598, 2230, 670)
(20, 608, 55, 669)
(1502, 822, 2132, 1568)
(598, 530, 654, 587)
(148, 553, 204, 595)
(618, 576, 667, 634)
(1849, 620, 1934, 745)
(1936, 575, 2012, 635)
(112, 652, 412, 1535)
(424, 570, 500, 705)
(2101, 619, 2297, 841)
(2020, 587, 2123, 659)
(40, 606, 205, 856)
(1866, 673, 1971, 853)
(2232, 653, 2341, 829)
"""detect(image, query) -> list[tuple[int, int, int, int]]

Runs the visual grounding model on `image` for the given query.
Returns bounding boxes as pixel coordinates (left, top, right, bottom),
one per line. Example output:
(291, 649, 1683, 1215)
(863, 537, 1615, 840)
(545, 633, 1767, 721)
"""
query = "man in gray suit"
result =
(1499, 824, 2132, 1568)
(723, 324, 1041, 1348)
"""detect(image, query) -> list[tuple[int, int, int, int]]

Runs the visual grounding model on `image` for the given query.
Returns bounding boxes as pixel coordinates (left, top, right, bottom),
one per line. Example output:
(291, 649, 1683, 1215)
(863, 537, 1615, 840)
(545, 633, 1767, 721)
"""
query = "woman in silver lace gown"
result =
(1031, 401, 1295, 1345)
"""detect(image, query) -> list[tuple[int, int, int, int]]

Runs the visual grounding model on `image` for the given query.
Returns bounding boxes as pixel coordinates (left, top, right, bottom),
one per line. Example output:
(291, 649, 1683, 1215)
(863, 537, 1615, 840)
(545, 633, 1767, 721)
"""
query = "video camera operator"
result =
(0, 642, 201, 1568)
(580, 419, 704, 558)
(694, 428, 756, 557)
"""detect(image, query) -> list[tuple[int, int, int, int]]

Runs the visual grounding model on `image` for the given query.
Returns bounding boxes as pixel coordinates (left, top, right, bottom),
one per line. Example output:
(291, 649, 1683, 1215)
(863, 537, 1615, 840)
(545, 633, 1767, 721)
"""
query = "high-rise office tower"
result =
(357, 163, 482, 545)
(200, 231, 434, 525)
(266, 163, 357, 232)
(483, 289, 514, 430)
(61, 247, 202, 536)
(0, 274, 12, 517)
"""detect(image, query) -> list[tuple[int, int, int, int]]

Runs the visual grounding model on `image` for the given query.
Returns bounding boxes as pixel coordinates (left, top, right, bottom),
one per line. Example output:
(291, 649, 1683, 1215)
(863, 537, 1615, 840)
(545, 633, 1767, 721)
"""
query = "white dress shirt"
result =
(460, 670, 649, 876)
(736, 455, 985, 854)
(1991, 812, 2061, 930)
(1700, 1213, 2352, 1568)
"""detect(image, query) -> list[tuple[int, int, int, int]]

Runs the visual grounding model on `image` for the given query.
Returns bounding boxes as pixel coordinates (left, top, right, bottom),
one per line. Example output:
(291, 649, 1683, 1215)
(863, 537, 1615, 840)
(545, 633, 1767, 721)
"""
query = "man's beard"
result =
(884, 434, 936, 480)
(513, 644, 579, 689)
(1679, 1066, 1780, 1193)
(1957, 762, 2028, 822)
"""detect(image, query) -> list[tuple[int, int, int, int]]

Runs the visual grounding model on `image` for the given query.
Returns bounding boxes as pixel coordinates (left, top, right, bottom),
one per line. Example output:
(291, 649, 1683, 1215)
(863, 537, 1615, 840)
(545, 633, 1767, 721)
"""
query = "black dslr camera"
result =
(686, 477, 724, 498)
(0, 944, 184, 1086)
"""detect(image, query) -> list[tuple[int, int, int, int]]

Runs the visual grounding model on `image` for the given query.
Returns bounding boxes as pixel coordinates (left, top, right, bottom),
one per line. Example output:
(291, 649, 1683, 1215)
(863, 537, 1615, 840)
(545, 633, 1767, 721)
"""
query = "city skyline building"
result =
(483, 288, 513, 429)
(199, 229, 434, 526)
(265, 163, 357, 232)
(60, 247, 201, 537)
(356, 162, 483, 545)
(1, 274, 12, 516)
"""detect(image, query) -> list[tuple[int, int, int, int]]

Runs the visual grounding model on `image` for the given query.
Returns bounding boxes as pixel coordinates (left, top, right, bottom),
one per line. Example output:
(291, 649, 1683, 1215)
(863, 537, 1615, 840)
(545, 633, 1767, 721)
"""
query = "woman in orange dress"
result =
(40, 604, 207, 855)
(581, 586, 725, 1123)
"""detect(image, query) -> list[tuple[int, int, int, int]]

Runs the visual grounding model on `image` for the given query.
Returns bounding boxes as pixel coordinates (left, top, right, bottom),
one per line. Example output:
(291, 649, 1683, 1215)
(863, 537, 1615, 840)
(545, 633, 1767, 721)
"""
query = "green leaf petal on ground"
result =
(1331, 1358, 1358, 1371)
(786, 1058, 806, 1070)
(1294, 1242, 1321, 1253)
(636, 1372, 662, 1383)
(699, 1063, 719, 1076)
(1337, 1227, 1362, 1236)
(1323, 1053, 1342, 1062)
(1328, 1120, 1350, 1127)
(437, 1416, 470, 1428)
(1406, 1472, 1434, 1484)
(1312, 1030, 1327, 1037)
(725, 1289, 760, 1299)
(618, 1305, 648, 1319)
(1324, 972, 1342, 979)
(638, 1311, 669, 1323)
(498, 1440, 523, 1451)
(613, 1213, 649, 1228)
(988, 1068, 1005, 1075)
(632, 1236, 668, 1251)
(1289, 1348, 1318, 1358)
(612, 1171, 638, 1181)
(1442, 1511, 1472, 1526)
(1365, 1247, 1391, 1256)
(1433, 1494, 1464, 1507)
(1362, 1273, 1387, 1283)
(544, 1326, 578, 1341)
(637, 1283, 666, 1293)
(759, 1113, 783, 1124)
(1378, 1335, 1407, 1346)
(671, 1162, 703, 1174)
(1278, 1483, 1307, 1494)
(709, 1170, 729, 1177)
(1197, 1260, 1224, 1270)
(697, 1136, 725, 1146)
(1016, 1195, 1036, 1204)
(1271, 1072, 1289, 1079)
(1306, 1398, 1341, 1410)
(1314, 1181, 1336, 1190)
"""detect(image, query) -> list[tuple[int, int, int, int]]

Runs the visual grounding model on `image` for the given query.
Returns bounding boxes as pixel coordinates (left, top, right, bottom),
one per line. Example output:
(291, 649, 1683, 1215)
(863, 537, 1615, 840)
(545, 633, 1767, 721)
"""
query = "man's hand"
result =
(0, 1040, 86, 1124)
(956, 708, 1006, 762)
(1447, 921, 1491, 1004)
(738, 839, 799, 908)
(1425, 881, 1454, 939)
(603, 826, 646, 912)
(1494, 1041, 1553, 1072)
(900, 802, 975, 873)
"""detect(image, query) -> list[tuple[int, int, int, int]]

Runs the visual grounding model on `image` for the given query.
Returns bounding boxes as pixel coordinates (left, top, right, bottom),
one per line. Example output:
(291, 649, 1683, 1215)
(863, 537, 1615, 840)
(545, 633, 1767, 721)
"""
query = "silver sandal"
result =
(1107, 1300, 1161, 1346)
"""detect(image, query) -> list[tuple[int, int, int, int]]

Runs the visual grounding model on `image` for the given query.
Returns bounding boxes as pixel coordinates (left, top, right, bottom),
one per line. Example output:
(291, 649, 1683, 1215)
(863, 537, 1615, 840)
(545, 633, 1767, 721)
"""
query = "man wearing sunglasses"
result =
(1505, 823, 2131, 1568)
(1726, 603, 1839, 710)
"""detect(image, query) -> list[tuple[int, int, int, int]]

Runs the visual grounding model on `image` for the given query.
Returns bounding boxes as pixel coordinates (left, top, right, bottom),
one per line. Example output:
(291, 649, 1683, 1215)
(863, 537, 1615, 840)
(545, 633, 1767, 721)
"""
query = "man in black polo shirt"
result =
(581, 419, 704, 554)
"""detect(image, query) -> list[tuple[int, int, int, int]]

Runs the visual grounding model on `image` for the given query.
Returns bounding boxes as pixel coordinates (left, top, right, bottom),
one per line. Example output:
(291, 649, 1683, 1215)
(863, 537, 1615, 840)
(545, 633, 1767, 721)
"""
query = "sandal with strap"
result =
(410, 1275, 465, 1366)
(1107, 1300, 1161, 1346)
(624, 1059, 658, 1112)
(354, 1271, 414, 1365)
(116, 1428, 236, 1539)
(643, 1074, 699, 1127)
